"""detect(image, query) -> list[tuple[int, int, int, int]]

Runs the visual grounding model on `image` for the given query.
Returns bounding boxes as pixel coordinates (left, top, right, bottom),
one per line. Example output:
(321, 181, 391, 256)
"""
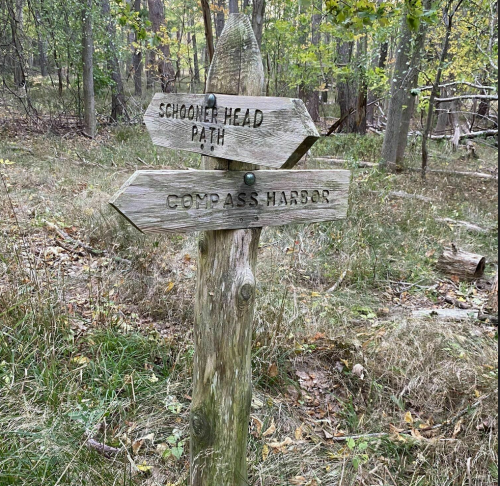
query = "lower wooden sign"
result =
(110, 170, 351, 234)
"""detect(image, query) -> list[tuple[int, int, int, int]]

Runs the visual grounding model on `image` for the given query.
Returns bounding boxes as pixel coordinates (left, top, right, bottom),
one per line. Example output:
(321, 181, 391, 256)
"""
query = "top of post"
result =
(206, 14, 265, 97)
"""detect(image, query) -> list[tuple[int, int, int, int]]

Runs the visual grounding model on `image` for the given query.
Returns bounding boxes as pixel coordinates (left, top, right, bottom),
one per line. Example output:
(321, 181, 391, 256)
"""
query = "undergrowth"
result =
(0, 129, 498, 485)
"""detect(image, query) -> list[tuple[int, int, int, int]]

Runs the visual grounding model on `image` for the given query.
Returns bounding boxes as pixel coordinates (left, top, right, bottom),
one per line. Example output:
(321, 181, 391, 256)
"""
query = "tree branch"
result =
(434, 94, 498, 103)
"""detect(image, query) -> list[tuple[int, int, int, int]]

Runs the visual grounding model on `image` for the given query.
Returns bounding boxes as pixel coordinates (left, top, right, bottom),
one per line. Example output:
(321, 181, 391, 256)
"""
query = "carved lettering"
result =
(196, 194, 208, 209)
(254, 110, 264, 128)
(192, 125, 199, 141)
(188, 105, 195, 120)
(182, 195, 194, 209)
(278, 191, 288, 206)
(224, 194, 234, 208)
(165, 188, 331, 212)
(250, 192, 259, 207)
(233, 108, 242, 127)
(237, 193, 247, 207)
(218, 129, 225, 146)
(225, 108, 232, 125)
(210, 194, 220, 207)
(242, 109, 251, 127)
(159, 103, 166, 118)
(172, 104, 179, 119)
(167, 195, 179, 209)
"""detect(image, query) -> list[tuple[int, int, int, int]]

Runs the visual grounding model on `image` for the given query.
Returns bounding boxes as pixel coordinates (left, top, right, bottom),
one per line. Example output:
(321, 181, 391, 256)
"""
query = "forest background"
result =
(0, 0, 498, 485)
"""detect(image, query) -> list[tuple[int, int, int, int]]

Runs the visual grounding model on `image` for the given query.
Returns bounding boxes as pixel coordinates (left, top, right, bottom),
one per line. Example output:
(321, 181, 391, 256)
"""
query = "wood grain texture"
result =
(192, 14, 263, 486)
(144, 93, 319, 169)
(437, 248, 486, 281)
(109, 169, 351, 234)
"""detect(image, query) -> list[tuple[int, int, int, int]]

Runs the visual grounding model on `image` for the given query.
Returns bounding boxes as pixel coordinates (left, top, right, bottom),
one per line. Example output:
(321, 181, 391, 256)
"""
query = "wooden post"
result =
(190, 14, 264, 486)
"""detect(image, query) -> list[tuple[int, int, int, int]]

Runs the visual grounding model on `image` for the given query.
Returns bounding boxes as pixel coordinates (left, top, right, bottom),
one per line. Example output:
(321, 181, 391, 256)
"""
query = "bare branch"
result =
(434, 94, 498, 103)
(419, 81, 498, 91)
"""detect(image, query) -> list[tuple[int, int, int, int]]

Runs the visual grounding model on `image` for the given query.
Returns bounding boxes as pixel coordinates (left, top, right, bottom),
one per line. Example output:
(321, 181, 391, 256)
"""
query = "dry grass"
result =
(0, 127, 498, 486)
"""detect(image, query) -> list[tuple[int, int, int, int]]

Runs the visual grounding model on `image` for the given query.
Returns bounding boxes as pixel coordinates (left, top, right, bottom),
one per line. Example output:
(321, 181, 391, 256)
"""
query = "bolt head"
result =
(244, 173, 256, 186)
(206, 94, 217, 109)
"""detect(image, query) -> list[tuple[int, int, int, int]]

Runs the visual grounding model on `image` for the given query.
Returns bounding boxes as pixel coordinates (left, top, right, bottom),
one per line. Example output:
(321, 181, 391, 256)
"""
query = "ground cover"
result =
(0, 126, 498, 486)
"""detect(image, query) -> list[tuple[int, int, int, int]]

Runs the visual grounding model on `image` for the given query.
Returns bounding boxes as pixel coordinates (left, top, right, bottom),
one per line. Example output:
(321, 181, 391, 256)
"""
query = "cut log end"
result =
(437, 248, 487, 281)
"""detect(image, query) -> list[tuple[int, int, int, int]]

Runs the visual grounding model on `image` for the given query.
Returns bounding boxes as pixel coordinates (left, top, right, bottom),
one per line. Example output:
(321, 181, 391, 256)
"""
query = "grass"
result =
(0, 122, 498, 485)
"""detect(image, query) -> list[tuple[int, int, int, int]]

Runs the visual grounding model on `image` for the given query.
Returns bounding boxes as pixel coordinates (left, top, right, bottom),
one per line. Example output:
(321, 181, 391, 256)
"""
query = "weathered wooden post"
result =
(110, 13, 350, 486)
(190, 14, 264, 485)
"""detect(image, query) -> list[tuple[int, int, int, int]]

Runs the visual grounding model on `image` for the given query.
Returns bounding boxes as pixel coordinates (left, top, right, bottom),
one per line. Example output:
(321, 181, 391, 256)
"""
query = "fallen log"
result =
(313, 157, 377, 169)
(379, 190, 434, 203)
(86, 438, 122, 458)
(407, 167, 497, 180)
(436, 218, 490, 234)
(411, 308, 478, 320)
(437, 246, 486, 281)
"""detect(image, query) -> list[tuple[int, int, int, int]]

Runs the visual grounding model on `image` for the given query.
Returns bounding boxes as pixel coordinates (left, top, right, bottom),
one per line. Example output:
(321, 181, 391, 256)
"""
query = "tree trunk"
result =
(229, 0, 239, 14)
(306, 2, 321, 122)
(191, 20, 200, 83)
(147, 0, 176, 92)
(381, 15, 413, 167)
(82, 0, 96, 137)
(8, 0, 25, 87)
(133, 0, 143, 96)
(34, 10, 48, 77)
(191, 13, 265, 486)
(251, 0, 266, 49)
(200, 0, 215, 63)
(336, 41, 366, 133)
(101, 0, 128, 122)
(215, 0, 225, 39)
(422, 1, 462, 178)
(395, 2, 430, 165)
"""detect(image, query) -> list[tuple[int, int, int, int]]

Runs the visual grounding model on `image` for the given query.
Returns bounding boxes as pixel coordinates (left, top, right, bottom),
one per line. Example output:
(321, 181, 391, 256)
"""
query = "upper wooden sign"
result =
(110, 170, 350, 234)
(144, 93, 320, 169)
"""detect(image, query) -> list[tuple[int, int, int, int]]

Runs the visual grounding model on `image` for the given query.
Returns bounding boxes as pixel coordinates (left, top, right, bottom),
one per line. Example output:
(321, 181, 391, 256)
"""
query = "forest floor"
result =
(0, 124, 498, 486)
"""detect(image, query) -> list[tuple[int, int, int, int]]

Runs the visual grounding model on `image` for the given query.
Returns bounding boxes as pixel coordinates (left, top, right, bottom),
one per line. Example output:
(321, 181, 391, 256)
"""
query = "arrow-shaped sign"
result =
(110, 170, 350, 234)
(144, 93, 320, 169)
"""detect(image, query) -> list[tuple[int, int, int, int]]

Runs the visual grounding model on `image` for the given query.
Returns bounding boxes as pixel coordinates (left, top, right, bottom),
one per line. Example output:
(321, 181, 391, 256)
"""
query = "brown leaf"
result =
(453, 419, 463, 438)
(295, 426, 304, 441)
(268, 363, 279, 378)
(251, 416, 264, 437)
(132, 439, 144, 455)
(262, 420, 276, 438)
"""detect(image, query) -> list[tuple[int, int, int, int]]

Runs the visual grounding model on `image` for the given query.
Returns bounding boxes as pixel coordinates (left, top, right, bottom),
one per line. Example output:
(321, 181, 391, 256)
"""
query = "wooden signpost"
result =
(144, 93, 320, 169)
(110, 13, 351, 486)
(110, 170, 350, 234)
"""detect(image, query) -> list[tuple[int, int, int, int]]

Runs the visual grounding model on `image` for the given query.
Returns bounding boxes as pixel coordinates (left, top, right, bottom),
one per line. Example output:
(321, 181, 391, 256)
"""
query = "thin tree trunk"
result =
(147, 0, 175, 93)
(191, 13, 265, 486)
(252, 0, 266, 49)
(34, 11, 48, 77)
(422, 1, 463, 178)
(336, 41, 366, 133)
(8, 0, 25, 87)
(367, 41, 389, 126)
(191, 19, 200, 83)
(215, 0, 225, 39)
(82, 0, 96, 137)
(101, 0, 128, 122)
(200, 0, 215, 63)
(306, 2, 321, 122)
(133, 0, 143, 96)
